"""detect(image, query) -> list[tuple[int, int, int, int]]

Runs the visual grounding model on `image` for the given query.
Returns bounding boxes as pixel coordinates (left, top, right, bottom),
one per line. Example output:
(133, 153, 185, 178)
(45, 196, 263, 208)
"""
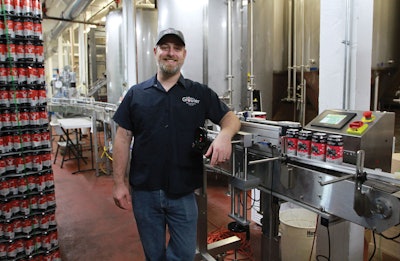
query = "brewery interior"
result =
(1, 0, 400, 260)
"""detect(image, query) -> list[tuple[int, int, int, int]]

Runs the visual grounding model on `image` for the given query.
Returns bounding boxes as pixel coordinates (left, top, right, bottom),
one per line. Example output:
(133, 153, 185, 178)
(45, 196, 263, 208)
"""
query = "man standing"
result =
(112, 28, 241, 261)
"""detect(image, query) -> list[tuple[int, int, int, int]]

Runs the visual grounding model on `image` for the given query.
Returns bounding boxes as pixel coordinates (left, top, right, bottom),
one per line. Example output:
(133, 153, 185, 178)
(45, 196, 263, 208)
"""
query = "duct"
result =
(46, 0, 96, 43)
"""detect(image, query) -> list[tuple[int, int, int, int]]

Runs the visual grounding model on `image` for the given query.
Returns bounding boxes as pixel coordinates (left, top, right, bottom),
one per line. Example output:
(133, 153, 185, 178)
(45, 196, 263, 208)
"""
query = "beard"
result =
(158, 60, 182, 75)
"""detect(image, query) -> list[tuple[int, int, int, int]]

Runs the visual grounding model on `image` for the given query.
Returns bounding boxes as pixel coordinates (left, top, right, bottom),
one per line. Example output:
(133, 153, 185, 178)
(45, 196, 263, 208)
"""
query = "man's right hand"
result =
(113, 183, 132, 210)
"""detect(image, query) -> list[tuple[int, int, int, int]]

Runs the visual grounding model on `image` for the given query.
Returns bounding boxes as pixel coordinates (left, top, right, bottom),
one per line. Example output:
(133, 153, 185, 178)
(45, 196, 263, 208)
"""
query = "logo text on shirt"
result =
(182, 96, 200, 106)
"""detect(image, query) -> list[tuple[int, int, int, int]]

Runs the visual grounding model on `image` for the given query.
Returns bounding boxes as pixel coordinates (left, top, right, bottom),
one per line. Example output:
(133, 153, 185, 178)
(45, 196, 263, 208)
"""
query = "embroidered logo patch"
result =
(182, 96, 200, 106)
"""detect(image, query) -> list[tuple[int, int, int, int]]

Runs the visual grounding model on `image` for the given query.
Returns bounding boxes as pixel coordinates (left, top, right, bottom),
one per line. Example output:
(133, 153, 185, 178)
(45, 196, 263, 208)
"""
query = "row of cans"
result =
(0, 62, 45, 84)
(0, 149, 52, 175)
(0, 171, 54, 197)
(1, 16, 42, 40)
(1, 212, 56, 238)
(0, 85, 47, 107)
(0, 39, 44, 63)
(0, 106, 49, 130)
(1, 245, 60, 261)
(1, 0, 42, 18)
(286, 129, 344, 164)
(1, 241, 59, 261)
(0, 129, 51, 153)
(1, 191, 55, 219)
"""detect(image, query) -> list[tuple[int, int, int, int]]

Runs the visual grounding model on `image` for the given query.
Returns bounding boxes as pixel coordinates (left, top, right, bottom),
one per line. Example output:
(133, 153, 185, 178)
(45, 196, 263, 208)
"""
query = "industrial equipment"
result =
(205, 109, 400, 260)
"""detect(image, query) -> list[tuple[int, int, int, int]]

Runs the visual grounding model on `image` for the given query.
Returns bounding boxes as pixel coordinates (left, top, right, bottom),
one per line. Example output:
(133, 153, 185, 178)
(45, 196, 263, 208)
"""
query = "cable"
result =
(207, 226, 254, 261)
(309, 215, 319, 261)
(368, 231, 376, 261)
(316, 221, 331, 261)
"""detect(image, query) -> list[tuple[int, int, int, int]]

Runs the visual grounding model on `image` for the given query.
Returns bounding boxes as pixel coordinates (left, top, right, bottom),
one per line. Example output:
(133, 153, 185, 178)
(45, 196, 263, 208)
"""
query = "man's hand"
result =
(204, 132, 232, 166)
(113, 183, 132, 210)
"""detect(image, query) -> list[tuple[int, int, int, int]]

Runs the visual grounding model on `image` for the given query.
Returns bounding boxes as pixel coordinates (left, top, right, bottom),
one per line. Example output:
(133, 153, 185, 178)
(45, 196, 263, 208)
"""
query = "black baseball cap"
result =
(156, 28, 185, 46)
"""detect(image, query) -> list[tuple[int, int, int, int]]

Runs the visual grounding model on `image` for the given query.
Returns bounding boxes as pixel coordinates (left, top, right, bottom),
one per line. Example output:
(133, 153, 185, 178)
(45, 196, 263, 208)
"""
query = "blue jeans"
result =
(132, 189, 198, 261)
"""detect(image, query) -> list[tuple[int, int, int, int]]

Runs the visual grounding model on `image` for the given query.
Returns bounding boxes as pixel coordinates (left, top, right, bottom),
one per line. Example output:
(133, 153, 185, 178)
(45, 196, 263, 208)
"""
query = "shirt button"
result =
(164, 124, 169, 128)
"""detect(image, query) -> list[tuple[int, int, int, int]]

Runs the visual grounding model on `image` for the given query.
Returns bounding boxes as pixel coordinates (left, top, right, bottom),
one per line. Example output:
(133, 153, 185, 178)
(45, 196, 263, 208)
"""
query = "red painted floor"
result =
(51, 136, 262, 261)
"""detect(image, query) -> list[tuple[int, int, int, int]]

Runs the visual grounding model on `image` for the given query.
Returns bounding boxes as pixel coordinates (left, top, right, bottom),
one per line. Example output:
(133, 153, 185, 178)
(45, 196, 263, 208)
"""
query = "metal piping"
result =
(248, 0, 255, 112)
(43, 15, 104, 27)
(299, 0, 306, 125)
(343, 0, 353, 109)
(47, 0, 97, 41)
(226, 0, 233, 107)
(287, 0, 293, 101)
(203, 0, 209, 85)
(373, 72, 379, 111)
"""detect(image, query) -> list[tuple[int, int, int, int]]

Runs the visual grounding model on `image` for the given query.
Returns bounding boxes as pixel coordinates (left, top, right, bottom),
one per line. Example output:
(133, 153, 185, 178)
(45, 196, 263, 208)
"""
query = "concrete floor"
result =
(51, 137, 262, 261)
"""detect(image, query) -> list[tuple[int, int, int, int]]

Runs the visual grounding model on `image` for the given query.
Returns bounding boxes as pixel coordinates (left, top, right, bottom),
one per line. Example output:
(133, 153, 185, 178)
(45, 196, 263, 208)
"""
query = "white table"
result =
(57, 117, 94, 174)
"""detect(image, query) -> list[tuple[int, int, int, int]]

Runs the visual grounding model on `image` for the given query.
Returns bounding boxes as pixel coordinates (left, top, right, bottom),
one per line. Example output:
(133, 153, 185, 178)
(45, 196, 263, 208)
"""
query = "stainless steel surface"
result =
(106, 9, 124, 105)
(304, 109, 395, 172)
(136, 8, 158, 82)
(231, 112, 400, 233)
(207, 111, 400, 259)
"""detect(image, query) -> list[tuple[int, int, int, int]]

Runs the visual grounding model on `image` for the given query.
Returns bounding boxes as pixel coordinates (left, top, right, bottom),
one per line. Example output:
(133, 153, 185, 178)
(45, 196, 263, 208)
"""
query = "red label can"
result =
(297, 130, 312, 158)
(311, 132, 327, 161)
(326, 135, 344, 164)
(286, 128, 298, 156)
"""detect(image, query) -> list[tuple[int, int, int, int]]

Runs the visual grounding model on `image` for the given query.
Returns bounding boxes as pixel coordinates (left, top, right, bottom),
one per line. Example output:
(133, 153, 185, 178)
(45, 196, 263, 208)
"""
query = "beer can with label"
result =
(311, 132, 327, 161)
(326, 134, 344, 164)
(297, 130, 312, 158)
(286, 128, 298, 156)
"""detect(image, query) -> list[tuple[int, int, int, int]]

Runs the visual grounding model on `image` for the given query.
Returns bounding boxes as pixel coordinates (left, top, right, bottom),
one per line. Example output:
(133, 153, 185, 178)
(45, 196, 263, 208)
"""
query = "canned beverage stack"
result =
(0, 1, 61, 260)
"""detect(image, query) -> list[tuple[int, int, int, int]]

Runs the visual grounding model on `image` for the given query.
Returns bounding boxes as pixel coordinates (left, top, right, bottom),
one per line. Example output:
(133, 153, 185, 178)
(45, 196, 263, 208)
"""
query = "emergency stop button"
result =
(347, 120, 368, 135)
(362, 111, 375, 122)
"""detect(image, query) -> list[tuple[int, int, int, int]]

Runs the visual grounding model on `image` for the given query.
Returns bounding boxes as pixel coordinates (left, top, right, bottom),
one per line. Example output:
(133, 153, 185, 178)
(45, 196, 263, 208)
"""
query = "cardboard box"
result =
(367, 227, 400, 261)
(391, 153, 400, 173)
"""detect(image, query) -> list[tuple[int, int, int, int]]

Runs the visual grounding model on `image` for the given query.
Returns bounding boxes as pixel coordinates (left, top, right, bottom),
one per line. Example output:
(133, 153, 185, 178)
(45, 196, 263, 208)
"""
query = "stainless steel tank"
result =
(106, 9, 124, 104)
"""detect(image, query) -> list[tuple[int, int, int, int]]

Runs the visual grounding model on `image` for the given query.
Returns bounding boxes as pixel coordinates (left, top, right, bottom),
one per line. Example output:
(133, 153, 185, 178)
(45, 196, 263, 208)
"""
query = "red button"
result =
(349, 121, 363, 130)
(363, 111, 372, 119)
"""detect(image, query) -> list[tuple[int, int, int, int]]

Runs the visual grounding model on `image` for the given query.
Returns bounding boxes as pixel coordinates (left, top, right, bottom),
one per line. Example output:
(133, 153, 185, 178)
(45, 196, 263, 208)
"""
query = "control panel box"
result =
(304, 109, 395, 172)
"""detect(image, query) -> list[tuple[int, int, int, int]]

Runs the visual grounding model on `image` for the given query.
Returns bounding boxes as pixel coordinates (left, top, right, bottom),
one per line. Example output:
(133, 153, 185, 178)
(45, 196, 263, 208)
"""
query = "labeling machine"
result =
(200, 109, 400, 260)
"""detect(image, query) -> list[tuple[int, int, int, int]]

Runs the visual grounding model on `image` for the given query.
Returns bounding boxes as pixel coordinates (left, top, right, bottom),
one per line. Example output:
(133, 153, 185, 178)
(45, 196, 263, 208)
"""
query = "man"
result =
(112, 28, 241, 261)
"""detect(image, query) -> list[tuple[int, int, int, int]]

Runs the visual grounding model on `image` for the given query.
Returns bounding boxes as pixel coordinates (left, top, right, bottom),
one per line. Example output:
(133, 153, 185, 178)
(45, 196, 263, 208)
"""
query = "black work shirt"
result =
(112, 75, 230, 195)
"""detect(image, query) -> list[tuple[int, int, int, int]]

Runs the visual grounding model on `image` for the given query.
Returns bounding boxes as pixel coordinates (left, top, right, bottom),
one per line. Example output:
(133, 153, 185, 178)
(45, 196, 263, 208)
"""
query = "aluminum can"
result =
(16, 41, 25, 61)
(326, 134, 344, 164)
(311, 132, 327, 161)
(20, 198, 30, 216)
(14, 0, 23, 16)
(2, 0, 14, 14)
(4, 16, 15, 38)
(32, 0, 42, 18)
(23, 17, 34, 38)
(286, 128, 298, 156)
(5, 40, 16, 61)
(25, 42, 36, 62)
(7, 63, 18, 84)
(17, 63, 27, 84)
(0, 156, 5, 175)
(33, 20, 42, 39)
(22, 0, 32, 16)
(0, 64, 7, 82)
(297, 130, 312, 158)
(25, 237, 35, 255)
(35, 41, 44, 62)
(14, 18, 24, 38)
(0, 86, 10, 107)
